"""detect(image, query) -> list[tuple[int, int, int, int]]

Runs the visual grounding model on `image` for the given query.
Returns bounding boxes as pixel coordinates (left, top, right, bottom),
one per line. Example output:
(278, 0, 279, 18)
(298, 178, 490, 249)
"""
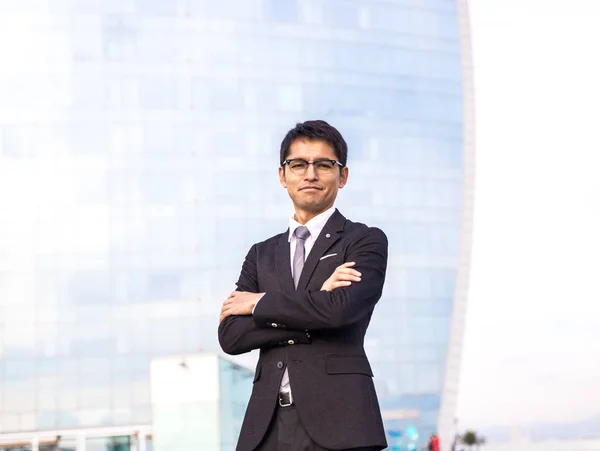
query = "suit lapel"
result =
(275, 231, 295, 293)
(297, 210, 346, 292)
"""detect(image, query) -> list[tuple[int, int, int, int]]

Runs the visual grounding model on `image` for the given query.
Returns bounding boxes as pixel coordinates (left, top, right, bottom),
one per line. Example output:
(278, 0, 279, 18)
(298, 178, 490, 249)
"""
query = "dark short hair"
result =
(279, 120, 348, 167)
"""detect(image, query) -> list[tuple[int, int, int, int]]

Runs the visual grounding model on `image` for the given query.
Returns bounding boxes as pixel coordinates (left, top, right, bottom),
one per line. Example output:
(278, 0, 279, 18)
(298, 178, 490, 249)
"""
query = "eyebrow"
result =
(286, 157, 335, 161)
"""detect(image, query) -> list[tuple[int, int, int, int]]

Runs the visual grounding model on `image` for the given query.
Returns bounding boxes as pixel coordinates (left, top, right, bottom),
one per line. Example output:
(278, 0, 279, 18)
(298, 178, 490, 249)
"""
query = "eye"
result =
(290, 160, 307, 169)
(316, 160, 334, 169)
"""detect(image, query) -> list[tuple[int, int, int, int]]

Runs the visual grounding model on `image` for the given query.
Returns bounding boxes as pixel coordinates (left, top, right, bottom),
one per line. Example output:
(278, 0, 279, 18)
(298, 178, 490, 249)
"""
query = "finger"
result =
(336, 268, 362, 277)
(333, 271, 362, 280)
(333, 281, 352, 288)
(333, 274, 361, 282)
(336, 262, 355, 270)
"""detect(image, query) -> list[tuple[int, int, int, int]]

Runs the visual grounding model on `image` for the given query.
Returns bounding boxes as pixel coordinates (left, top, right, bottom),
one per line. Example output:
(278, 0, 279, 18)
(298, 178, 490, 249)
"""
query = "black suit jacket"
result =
(218, 210, 388, 451)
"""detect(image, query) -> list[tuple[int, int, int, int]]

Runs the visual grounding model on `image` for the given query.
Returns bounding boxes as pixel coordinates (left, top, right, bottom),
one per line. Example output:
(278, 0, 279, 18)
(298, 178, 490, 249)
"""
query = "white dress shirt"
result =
(279, 205, 337, 401)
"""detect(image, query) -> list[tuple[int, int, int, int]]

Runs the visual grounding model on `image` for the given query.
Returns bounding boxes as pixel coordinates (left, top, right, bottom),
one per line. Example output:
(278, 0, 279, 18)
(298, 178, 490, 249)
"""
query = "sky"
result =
(456, 0, 600, 429)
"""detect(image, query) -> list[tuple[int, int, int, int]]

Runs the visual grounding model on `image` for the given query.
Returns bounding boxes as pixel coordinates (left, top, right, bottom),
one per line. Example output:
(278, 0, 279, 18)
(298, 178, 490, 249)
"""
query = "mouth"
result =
(299, 186, 322, 191)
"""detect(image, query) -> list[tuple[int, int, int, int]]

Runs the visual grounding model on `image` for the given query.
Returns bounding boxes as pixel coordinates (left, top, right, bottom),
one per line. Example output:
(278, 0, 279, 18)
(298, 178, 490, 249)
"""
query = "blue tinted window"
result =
(57, 411, 79, 428)
(135, 0, 177, 15)
(414, 364, 442, 392)
(263, 0, 298, 22)
(137, 28, 178, 62)
(37, 411, 59, 430)
(430, 269, 456, 298)
(438, 11, 459, 38)
(72, 73, 106, 107)
(140, 76, 177, 109)
(433, 297, 453, 316)
(87, 436, 131, 451)
(323, 0, 360, 28)
(1, 126, 34, 158)
(4, 360, 36, 381)
(150, 318, 182, 355)
(68, 271, 111, 304)
(71, 123, 109, 155)
(103, 17, 137, 61)
(186, 0, 260, 20)
(406, 268, 433, 299)
(71, 19, 103, 61)
(75, 170, 108, 203)
(147, 217, 179, 251)
(143, 171, 182, 204)
(409, 299, 434, 316)
(148, 272, 181, 301)
(210, 84, 244, 111)
(72, 0, 104, 13)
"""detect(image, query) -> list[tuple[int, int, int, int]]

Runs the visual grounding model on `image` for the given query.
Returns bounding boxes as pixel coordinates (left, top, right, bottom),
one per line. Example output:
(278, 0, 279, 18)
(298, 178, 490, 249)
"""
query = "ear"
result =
(278, 166, 287, 188)
(338, 166, 348, 189)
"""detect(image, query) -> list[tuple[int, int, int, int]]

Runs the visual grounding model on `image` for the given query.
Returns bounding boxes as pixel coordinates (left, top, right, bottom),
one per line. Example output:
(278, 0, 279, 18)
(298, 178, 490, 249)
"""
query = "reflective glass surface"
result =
(40, 437, 77, 451)
(86, 436, 130, 451)
(0, 0, 464, 449)
(219, 360, 254, 450)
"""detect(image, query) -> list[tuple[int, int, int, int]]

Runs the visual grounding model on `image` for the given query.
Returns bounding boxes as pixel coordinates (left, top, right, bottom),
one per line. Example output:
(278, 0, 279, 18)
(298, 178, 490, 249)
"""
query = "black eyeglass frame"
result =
(281, 158, 345, 174)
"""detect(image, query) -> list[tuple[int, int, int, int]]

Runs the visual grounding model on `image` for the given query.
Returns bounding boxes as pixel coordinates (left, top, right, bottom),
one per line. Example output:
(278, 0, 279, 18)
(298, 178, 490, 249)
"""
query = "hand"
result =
(220, 291, 263, 324)
(320, 262, 362, 292)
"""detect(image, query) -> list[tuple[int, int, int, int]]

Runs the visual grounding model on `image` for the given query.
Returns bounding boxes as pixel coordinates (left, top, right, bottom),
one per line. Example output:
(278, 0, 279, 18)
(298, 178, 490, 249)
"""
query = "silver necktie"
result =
(293, 226, 311, 289)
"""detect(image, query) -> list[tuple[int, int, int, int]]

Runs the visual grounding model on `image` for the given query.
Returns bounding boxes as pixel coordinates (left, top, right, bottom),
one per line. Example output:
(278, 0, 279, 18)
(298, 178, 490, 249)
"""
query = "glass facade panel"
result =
(218, 359, 254, 450)
(0, 0, 471, 450)
(40, 437, 77, 450)
(86, 436, 130, 451)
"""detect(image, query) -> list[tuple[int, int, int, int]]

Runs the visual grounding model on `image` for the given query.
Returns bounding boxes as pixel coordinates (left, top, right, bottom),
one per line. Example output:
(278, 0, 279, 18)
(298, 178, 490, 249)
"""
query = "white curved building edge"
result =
(438, 0, 476, 449)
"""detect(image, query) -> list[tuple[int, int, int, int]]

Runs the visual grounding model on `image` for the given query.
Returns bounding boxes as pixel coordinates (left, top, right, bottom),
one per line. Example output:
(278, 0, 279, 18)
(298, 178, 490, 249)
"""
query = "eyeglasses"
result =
(282, 158, 344, 175)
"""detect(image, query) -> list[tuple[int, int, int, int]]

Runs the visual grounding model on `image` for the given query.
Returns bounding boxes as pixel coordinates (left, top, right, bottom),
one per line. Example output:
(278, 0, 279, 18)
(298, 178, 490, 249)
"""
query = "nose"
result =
(304, 163, 318, 180)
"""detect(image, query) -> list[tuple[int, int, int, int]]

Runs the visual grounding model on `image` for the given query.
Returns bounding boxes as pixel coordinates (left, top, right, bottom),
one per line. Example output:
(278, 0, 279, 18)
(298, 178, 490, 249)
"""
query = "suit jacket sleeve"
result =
(218, 244, 310, 355)
(252, 227, 388, 331)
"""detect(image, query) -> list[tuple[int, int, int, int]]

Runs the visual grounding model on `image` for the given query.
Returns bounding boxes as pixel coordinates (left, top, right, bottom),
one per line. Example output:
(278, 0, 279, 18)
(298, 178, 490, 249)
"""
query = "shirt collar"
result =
(288, 206, 337, 242)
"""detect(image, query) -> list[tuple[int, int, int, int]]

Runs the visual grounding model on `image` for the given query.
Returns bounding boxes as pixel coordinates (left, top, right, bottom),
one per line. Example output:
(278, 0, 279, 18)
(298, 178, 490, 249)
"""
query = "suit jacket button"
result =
(277, 361, 284, 369)
(271, 323, 278, 328)
(287, 340, 295, 345)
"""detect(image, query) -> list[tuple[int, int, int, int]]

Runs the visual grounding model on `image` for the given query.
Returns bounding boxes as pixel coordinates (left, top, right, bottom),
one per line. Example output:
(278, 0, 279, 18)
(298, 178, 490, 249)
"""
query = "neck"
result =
(293, 206, 333, 225)
(294, 211, 316, 225)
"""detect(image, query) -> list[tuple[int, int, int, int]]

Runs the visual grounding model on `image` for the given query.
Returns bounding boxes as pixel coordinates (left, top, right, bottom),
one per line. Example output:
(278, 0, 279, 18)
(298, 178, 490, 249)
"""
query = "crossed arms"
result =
(218, 227, 387, 355)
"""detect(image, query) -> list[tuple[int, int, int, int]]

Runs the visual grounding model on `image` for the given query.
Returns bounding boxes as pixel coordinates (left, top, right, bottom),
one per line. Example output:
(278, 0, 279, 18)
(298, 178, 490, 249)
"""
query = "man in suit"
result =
(219, 120, 388, 451)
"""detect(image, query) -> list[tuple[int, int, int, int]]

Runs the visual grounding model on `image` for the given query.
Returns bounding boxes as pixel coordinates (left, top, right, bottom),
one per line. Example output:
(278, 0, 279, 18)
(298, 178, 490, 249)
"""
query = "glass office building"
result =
(0, 0, 474, 450)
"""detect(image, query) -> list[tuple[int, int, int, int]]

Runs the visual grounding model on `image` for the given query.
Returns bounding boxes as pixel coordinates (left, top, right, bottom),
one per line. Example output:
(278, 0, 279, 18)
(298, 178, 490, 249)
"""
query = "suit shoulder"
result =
(343, 219, 388, 242)
(253, 231, 287, 250)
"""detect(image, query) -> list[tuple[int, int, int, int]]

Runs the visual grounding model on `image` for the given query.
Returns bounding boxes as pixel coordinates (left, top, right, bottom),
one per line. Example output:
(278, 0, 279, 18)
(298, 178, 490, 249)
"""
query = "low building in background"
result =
(0, 353, 252, 451)
(151, 353, 252, 451)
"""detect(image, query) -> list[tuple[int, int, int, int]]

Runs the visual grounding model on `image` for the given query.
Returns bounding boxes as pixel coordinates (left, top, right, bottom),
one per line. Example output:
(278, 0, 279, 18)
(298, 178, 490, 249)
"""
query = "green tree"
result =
(460, 430, 486, 451)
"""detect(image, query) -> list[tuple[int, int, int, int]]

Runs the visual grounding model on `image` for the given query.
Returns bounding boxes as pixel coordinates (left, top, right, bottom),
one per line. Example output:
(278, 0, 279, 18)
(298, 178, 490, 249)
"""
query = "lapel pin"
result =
(326, 234, 331, 238)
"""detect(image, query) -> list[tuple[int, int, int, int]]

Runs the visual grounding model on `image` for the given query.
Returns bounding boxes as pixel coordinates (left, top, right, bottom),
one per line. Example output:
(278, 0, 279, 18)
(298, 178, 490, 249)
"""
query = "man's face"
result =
(278, 138, 348, 220)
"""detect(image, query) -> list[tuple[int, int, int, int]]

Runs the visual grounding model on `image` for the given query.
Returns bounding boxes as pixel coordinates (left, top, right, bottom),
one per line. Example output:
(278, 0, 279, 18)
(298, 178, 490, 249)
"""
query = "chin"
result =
(300, 202, 328, 213)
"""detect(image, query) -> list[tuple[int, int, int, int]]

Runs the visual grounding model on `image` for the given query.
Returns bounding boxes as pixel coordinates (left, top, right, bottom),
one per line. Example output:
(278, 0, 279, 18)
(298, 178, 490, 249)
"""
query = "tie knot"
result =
(294, 226, 310, 241)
